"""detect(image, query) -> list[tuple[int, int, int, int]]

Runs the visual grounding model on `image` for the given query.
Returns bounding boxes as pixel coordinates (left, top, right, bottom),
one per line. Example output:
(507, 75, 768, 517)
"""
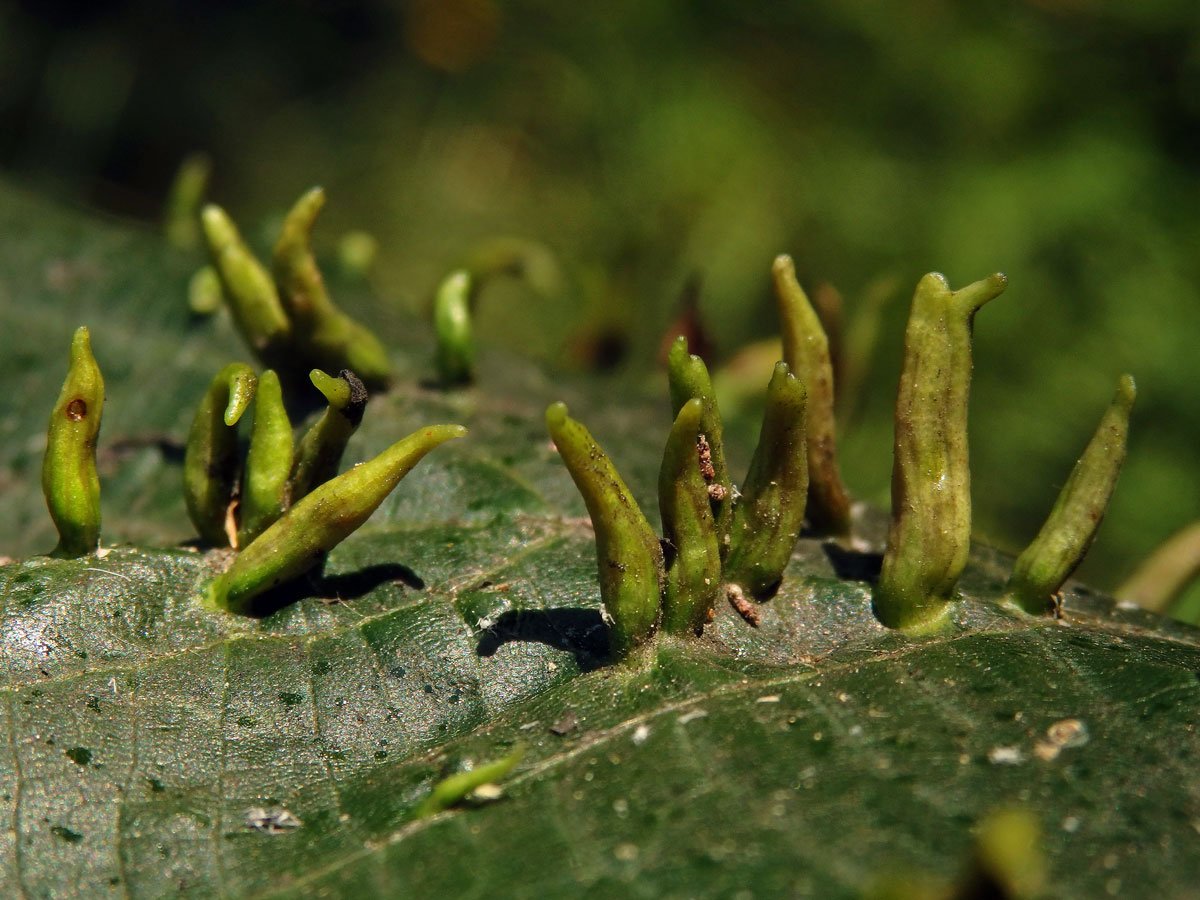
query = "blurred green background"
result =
(3, 0, 1199, 610)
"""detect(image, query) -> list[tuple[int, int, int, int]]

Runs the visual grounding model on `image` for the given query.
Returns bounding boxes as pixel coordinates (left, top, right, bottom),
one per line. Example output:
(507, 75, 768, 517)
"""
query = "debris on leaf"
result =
(550, 709, 579, 736)
(246, 806, 302, 834)
(415, 746, 523, 818)
(987, 746, 1024, 766)
(1033, 718, 1088, 761)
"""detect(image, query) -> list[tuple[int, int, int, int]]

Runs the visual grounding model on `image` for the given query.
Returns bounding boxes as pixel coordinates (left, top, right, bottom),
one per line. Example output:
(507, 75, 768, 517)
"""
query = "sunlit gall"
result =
(183, 363, 258, 547)
(546, 402, 664, 660)
(433, 270, 475, 385)
(288, 368, 368, 502)
(272, 187, 392, 387)
(207, 424, 466, 614)
(42, 327, 104, 558)
(238, 369, 294, 546)
(658, 398, 721, 635)
(1006, 375, 1136, 614)
(201, 204, 291, 360)
(667, 335, 732, 557)
(771, 254, 851, 537)
(725, 362, 808, 598)
(875, 272, 1007, 630)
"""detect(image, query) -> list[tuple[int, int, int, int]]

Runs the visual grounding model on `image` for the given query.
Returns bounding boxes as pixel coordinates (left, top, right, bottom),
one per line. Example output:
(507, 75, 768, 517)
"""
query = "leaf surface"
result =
(1, 186, 1197, 899)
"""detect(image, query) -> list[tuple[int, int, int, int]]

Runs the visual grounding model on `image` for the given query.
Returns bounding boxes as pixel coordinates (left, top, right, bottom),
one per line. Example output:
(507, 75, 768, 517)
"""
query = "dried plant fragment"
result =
(272, 187, 391, 387)
(726, 584, 760, 626)
(725, 362, 809, 598)
(183, 363, 257, 547)
(206, 424, 466, 613)
(1005, 375, 1135, 614)
(772, 254, 851, 537)
(42, 327, 104, 557)
(546, 402, 664, 660)
(658, 398, 721, 635)
(876, 272, 1006, 630)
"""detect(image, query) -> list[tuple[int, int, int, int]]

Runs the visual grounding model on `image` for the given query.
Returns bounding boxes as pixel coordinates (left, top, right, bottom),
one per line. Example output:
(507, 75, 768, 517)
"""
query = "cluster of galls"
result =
(537, 260, 1135, 658)
(40, 179, 1135, 650)
(41, 188, 465, 614)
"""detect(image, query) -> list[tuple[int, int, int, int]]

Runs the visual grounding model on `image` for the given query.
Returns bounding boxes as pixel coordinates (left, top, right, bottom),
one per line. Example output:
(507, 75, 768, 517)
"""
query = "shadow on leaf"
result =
(476, 608, 610, 671)
(240, 562, 425, 617)
(823, 542, 883, 583)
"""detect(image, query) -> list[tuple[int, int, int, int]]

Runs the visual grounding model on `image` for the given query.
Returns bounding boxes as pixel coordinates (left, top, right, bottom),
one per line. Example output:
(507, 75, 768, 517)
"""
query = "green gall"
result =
(876, 272, 1007, 631)
(337, 229, 379, 279)
(772, 254, 851, 537)
(967, 807, 1045, 899)
(1117, 520, 1200, 616)
(546, 402, 664, 660)
(667, 335, 732, 558)
(414, 746, 524, 819)
(658, 397, 721, 635)
(183, 363, 258, 547)
(837, 274, 901, 424)
(201, 204, 291, 359)
(725, 362, 809, 598)
(237, 369, 294, 547)
(463, 236, 562, 299)
(1006, 375, 1136, 615)
(206, 424, 466, 614)
(433, 269, 475, 385)
(187, 265, 223, 316)
(288, 368, 368, 502)
(272, 187, 392, 388)
(42, 326, 104, 558)
(164, 152, 211, 251)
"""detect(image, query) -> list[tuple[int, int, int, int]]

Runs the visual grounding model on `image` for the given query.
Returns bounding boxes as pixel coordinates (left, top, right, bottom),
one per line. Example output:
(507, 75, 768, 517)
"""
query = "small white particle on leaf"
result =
(468, 783, 504, 803)
(632, 724, 650, 744)
(987, 746, 1024, 766)
(677, 708, 708, 724)
(614, 843, 639, 861)
(756, 695, 781, 704)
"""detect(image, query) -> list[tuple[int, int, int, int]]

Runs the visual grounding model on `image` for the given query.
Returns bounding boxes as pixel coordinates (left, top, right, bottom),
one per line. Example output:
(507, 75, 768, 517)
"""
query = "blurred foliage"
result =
(3, 0, 1200, 609)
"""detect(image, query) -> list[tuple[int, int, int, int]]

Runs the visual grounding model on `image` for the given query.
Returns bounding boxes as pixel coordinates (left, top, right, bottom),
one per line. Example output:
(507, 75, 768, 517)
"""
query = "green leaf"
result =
(2, 184, 1198, 898)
